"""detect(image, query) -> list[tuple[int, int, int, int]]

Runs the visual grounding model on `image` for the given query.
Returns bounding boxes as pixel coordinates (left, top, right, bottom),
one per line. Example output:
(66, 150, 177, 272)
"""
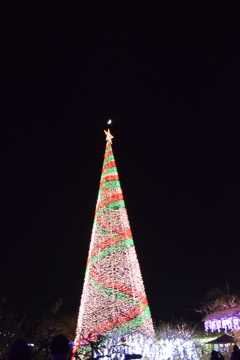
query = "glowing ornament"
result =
(107, 119, 112, 124)
(73, 130, 154, 357)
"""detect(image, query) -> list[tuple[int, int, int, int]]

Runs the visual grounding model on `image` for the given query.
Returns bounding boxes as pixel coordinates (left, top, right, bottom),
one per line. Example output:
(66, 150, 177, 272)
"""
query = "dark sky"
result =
(1, 2, 240, 323)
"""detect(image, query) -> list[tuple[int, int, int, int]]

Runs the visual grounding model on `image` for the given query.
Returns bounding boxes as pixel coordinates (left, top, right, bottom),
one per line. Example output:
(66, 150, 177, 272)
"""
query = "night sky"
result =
(1, 2, 240, 324)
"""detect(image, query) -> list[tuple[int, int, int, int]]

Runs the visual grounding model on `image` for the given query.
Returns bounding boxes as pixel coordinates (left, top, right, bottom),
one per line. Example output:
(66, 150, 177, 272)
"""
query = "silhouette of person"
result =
(8, 339, 31, 360)
(210, 350, 224, 360)
(231, 345, 240, 360)
(50, 334, 70, 360)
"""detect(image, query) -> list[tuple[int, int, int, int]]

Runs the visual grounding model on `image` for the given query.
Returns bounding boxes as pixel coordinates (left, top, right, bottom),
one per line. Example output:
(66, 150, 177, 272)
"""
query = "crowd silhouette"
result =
(6, 335, 240, 360)
(7, 335, 70, 360)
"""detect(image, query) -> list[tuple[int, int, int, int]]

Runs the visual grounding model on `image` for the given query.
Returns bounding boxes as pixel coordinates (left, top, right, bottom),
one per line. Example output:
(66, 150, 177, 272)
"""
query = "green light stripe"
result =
(103, 154, 115, 163)
(96, 201, 125, 217)
(95, 222, 111, 236)
(88, 276, 141, 306)
(102, 167, 118, 175)
(76, 344, 91, 356)
(95, 202, 125, 219)
(115, 306, 151, 335)
(87, 238, 134, 269)
(102, 180, 121, 189)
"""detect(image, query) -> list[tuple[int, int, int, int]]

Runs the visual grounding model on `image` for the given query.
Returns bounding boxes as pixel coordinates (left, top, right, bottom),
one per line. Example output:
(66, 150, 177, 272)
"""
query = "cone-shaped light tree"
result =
(74, 130, 155, 353)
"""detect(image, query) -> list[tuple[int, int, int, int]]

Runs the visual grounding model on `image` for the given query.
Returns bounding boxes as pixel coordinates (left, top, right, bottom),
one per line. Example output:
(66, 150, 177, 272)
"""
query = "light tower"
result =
(74, 129, 155, 356)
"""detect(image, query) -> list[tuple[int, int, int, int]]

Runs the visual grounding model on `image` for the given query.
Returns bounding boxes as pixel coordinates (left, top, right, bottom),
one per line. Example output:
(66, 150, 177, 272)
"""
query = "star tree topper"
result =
(104, 129, 114, 144)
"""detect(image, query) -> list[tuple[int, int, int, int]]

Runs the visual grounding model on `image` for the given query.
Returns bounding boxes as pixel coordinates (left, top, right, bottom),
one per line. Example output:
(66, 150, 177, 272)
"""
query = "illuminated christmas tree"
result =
(74, 129, 155, 354)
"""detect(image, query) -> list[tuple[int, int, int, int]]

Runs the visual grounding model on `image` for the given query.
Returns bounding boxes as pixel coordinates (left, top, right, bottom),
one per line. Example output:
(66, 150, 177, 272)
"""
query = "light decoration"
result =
(73, 130, 155, 357)
(205, 317, 240, 333)
(156, 324, 206, 360)
(203, 306, 240, 333)
(73, 330, 207, 360)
